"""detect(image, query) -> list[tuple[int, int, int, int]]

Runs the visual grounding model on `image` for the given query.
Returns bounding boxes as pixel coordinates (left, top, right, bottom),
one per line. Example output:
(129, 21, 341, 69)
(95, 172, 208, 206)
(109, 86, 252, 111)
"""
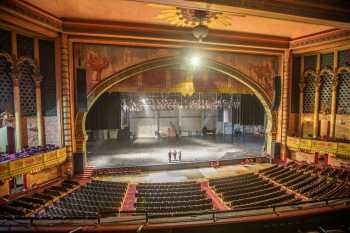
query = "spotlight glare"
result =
(190, 56, 200, 67)
(141, 98, 146, 104)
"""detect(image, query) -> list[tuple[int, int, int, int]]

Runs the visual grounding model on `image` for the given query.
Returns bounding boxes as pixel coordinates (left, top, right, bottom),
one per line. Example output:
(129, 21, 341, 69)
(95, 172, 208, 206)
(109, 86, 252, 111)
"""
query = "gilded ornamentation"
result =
(0, 148, 67, 180)
(152, 5, 233, 27)
(287, 136, 350, 157)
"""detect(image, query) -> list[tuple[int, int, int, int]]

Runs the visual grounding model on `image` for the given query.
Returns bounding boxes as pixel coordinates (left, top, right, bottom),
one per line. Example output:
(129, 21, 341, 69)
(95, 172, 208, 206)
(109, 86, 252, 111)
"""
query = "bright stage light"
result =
(190, 56, 200, 67)
(141, 98, 146, 104)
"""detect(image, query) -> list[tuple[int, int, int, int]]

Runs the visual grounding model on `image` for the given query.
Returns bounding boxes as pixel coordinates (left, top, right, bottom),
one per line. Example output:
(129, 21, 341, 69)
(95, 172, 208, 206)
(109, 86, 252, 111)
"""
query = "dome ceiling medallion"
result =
(153, 5, 233, 42)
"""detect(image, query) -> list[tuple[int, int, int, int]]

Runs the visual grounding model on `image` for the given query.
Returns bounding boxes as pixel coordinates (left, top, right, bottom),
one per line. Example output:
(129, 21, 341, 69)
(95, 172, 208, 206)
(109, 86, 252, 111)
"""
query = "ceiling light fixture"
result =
(192, 10, 209, 42)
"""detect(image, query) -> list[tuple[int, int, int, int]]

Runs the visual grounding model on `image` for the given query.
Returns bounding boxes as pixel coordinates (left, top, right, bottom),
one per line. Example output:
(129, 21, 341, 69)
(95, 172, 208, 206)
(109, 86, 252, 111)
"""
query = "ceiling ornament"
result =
(152, 4, 233, 42)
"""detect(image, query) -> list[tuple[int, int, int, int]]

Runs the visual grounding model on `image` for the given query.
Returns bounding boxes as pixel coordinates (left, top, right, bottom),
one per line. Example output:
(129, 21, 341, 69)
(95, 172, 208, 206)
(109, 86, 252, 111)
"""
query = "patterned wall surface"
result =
(319, 72, 332, 113)
(19, 62, 36, 116)
(0, 57, 13, 113)
(337, 71, 350, 114)
(303, 73, 315, 113)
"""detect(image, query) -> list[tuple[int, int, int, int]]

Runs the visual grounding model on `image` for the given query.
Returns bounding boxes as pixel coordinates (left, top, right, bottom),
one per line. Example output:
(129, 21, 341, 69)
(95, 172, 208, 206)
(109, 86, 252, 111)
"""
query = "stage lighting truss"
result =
(121, 92, 241, 112)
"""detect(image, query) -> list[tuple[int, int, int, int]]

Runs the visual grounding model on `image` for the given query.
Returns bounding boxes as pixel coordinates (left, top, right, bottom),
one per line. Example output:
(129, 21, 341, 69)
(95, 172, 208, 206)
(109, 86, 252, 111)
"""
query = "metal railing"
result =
(1, 196, 349, 226)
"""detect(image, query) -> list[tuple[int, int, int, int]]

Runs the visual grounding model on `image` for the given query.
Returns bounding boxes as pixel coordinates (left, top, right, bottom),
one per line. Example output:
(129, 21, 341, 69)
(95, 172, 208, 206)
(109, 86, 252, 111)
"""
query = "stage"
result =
(87, 135, 265, 168)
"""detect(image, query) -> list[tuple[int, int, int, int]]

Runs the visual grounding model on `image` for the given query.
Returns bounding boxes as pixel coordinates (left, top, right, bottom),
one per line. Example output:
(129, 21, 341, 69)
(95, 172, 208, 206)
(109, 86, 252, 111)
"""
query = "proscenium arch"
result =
(76, 56, 275, 158)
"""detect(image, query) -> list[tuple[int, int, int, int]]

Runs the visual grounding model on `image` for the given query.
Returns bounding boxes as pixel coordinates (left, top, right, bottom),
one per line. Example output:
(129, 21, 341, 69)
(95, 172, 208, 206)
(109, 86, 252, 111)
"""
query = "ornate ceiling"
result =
(23, 0, 335, 39)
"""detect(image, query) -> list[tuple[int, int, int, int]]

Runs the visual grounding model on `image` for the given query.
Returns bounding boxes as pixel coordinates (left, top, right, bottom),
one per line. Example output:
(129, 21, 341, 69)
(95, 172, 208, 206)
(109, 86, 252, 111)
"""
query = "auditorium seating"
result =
(40, 180, 127, 218)
(0, 179, 79, 217)
(209, 173, 300, 209)
(135, 181, 213, 216)
(260, 162, 350, 200)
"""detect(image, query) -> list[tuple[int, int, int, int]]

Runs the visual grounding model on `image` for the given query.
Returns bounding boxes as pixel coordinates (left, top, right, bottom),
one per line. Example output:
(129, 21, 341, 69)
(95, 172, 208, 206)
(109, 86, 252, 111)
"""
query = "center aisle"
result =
(121, 184, 137, 212)
(200, 181, 231, 211)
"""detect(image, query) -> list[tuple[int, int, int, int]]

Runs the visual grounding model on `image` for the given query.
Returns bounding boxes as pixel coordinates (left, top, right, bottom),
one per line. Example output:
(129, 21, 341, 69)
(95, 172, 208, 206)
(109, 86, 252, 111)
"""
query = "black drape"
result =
(86, 92, 121, 130)
(231, 94, 264, 125)
(40, 39, 57, 116)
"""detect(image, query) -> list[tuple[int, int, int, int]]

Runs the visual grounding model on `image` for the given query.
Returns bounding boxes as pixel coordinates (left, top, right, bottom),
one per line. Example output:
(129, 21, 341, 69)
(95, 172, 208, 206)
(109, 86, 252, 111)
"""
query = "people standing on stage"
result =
(168, 150, 172, 163)
(179, 151, 182, 161)
(173, 150, 177, 161)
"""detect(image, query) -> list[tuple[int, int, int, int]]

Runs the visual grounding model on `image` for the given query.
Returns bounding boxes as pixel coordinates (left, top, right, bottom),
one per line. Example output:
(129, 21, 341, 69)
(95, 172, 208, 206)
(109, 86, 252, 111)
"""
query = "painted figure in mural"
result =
(248, 61, 274, 91)
(85, 50, 110, 82)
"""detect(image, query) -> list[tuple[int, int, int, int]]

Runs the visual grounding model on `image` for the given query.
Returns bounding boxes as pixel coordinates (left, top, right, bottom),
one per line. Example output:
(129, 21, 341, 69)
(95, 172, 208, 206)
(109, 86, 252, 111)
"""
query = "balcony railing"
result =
(287, 136, 350, 158)
(0, 147, 67, 179)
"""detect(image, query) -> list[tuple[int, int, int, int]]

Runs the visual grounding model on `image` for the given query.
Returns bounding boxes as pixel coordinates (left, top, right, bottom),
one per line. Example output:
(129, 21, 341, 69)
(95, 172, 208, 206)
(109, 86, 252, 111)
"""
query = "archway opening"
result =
(81, 58, 274, 168)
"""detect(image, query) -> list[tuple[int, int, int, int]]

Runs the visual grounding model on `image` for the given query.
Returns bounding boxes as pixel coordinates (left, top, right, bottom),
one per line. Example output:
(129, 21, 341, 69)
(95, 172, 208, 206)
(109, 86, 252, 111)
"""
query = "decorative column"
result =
(12, 69, 22, 152)
(312, 54, 321, 139)
(61, 33, 74, 175)
(330, 50, 339, 139)
(280, 49, 292, 161)
(312, 76, 321, 138)
(33, 72, 45, 146)
(298, 82, 305, 137)
(33, 38, 45, 146)
(298, 55, 305, 137)
(329, 76, 339, 138)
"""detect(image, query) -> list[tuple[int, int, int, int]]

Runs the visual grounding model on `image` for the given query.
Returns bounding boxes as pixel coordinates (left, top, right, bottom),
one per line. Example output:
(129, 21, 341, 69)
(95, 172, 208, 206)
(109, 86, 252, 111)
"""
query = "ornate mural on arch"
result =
(74, 44, 279, 100)
(108, 67, 253, 94)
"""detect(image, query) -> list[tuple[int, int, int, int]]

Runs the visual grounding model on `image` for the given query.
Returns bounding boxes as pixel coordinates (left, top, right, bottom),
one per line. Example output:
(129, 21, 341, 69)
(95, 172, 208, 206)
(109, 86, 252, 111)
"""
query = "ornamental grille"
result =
(319, 73, 332, 113)
(338, 49, 350, 67)
(303, 73, 315, 113)
(320, 53, 333, 69)
(0, 57, 13, 113)
(18, 62, 36, 116)
(336, 71, 350, 114)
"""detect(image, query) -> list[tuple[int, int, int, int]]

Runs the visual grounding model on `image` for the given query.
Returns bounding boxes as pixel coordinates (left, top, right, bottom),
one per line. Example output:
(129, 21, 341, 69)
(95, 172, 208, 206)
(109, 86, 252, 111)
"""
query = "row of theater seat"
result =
(42, 207, 97, 218)
(261, 162, 350, 200)
(0, 180, 79, 217)
(40, 180, 127, 217)
(135, 181, 213, 216)
(209, 173, 300, 209)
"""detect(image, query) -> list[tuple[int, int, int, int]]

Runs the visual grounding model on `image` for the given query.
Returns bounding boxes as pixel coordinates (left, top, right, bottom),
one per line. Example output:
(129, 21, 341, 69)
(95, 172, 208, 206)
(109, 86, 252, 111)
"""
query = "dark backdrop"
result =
(85, 92, 121, 130)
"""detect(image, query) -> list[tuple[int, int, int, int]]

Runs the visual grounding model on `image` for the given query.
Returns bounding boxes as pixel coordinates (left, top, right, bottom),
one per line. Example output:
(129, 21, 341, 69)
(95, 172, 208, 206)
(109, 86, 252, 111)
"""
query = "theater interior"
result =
(0, 0, 350, 232)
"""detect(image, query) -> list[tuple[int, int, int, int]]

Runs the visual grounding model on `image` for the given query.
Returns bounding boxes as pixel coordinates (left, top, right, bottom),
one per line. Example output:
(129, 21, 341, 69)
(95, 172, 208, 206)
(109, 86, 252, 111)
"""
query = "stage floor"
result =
(87, 135, 264, 168)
